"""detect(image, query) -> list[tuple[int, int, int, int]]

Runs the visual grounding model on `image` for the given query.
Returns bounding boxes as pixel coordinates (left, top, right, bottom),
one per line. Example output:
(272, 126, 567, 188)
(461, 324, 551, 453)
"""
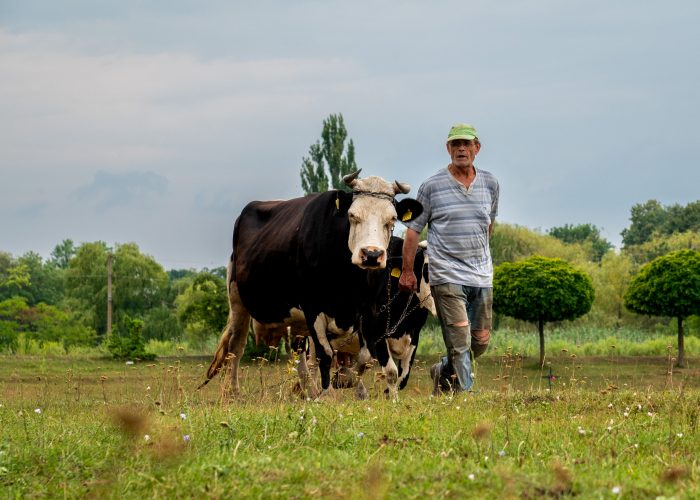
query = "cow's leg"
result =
(309, 314, 335, 397)
(205, 279, 250, 396)
(396, 339, 416, 390)
(376, 339, 399, 400)
(226, 283, 251, 394)
(352, 345, 372, 400)
(296, 337, 319, 399)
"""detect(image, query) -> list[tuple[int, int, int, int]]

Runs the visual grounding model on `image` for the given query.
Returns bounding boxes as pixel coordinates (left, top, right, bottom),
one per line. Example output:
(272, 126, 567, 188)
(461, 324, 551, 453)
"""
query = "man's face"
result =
(447, 139, 480, 169)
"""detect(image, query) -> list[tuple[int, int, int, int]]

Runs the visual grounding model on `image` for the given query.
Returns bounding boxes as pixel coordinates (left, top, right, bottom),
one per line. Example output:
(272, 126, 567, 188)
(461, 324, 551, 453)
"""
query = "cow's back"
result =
(233, 194, 319, 323)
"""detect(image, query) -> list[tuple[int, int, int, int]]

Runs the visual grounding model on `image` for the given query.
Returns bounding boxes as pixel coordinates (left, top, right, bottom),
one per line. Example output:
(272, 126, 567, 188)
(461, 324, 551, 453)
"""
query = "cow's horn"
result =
(343, 169, 362, 187)
(393, 181, 411, 194)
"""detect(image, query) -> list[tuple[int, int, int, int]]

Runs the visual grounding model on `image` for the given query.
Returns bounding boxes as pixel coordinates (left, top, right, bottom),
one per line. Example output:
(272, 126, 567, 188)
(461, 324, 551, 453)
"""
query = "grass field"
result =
(1, 353, 698, 498)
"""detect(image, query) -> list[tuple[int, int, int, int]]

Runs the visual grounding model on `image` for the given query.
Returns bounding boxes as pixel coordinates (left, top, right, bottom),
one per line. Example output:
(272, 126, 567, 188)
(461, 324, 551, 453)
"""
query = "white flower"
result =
(577, 427, 586, 436)
(647, 412, 654, 417)
(623, 412, 629, 417)
(34, 408, 41, 414)
(357, 432, 365, 438)
(607, 403, 613, 408)
(144, 434, 151, 442)
(183, 434, 190, 442)
(607, 426, 612, 431)
(311, 416, 317, 426)
(180, 413, 187, 420)
(125, 361, 134, 365)
(637, 404, 642, 411)
(468, 473, 475, 481)
(484, 456, 489, 461)
(634, 443, 639, 449)
(498, 450, 506, 457)
(677, 432, 684, 438)
(146, 386, 151, 391)
(612, 486, 621, 495)
(456, 406, 460, 410)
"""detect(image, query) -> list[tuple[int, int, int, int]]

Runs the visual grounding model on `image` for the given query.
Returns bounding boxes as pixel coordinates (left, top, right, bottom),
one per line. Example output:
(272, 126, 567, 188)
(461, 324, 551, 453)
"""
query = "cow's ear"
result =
(335, 191, 353, 215)
(396, 198, 423, 222)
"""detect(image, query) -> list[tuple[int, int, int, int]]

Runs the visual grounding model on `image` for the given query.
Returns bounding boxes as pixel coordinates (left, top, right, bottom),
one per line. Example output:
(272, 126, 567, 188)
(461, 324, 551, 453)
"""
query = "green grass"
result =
(1, 354, 698, 498)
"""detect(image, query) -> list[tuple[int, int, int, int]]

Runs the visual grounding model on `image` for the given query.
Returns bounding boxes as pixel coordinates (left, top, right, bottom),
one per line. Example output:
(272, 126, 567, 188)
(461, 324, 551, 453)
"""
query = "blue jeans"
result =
(431, 284, 493, 392)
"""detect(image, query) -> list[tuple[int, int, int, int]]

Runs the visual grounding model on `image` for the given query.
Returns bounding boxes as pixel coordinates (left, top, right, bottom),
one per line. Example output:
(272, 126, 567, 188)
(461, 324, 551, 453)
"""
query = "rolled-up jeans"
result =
(431, 283, 493, 392)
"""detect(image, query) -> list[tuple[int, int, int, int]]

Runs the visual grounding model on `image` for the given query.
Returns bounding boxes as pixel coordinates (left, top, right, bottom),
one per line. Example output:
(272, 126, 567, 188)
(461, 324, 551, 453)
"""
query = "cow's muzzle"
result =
(360, 247, 385, 268)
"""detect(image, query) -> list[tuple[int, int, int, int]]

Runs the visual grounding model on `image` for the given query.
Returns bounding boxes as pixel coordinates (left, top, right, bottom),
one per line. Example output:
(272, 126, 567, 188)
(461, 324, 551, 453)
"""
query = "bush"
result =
(107, 315, 156, 361)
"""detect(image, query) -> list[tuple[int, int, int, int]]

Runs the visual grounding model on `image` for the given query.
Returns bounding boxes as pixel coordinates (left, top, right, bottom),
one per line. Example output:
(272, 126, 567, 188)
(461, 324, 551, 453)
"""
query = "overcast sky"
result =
(2, 1, 699, 270)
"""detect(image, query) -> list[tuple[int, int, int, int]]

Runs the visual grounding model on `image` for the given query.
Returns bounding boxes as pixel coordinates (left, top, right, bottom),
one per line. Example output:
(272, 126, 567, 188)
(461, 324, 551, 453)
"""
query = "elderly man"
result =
(399, 123, 499, 394)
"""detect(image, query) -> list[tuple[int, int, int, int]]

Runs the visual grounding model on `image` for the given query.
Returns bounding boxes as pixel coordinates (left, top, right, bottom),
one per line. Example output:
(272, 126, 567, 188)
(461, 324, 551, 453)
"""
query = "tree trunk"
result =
(538, 318, 545, 368)
(677, 316, 685, 368)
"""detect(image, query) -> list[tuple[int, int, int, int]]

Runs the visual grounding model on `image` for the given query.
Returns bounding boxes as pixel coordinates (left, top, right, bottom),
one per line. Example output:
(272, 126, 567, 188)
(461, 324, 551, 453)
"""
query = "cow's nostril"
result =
(362, 248, 385, 261)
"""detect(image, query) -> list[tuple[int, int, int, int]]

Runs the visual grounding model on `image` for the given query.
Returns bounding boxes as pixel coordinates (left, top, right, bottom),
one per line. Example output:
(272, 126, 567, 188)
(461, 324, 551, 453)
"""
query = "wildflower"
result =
(607, 426, 612, 432)
(456, 406, 460, 410)
(183, 434, 191, 442)
(468, 473, 475, 481)
(311, 416, 317, 426)
(612, 486, 621, 495)
(357, 432, 365, 438)
(637, 404, 642, 411)
(125, 361, 134, 365)
(623, 411, 629, 417)
(484, 456, 489, 461)
(34, 408, 42, 414)
(607, 403, 613, 408)
(577, 426, 586, 436)
(144, 434, 151, 442)
(647, 412, 654, 417)
(180, 413, 187, 420)
(498, 450, 506, 457)
(146, 386, 151, 391)
(634, 443, 639, 449)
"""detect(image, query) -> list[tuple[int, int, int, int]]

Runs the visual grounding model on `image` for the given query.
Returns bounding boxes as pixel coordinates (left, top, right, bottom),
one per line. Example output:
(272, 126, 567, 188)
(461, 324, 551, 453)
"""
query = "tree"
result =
(300, 113, 357, 194)
(621, 199, 700, 248)
(623, 230, 700, 265)
(548, 223, 613, 262)
(49, 239, 76, 270)
(624, 249, 700, 367)
(65, 242, 169, 338)
(174, 272, 228, 347)
(493, 256, 595, 367)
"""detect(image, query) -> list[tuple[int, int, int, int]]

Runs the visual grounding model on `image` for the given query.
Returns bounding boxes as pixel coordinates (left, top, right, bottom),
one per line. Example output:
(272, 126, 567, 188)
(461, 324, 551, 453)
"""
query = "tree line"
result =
(1, 114, 698, 362)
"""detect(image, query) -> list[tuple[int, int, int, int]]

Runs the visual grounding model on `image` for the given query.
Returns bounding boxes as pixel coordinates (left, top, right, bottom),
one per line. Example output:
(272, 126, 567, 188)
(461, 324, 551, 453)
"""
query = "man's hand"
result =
(399, 270, 417, 293)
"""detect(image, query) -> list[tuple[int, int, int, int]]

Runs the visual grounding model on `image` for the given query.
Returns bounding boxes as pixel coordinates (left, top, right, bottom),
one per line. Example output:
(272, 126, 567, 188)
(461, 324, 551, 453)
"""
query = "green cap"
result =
(447, 123, 478, 142)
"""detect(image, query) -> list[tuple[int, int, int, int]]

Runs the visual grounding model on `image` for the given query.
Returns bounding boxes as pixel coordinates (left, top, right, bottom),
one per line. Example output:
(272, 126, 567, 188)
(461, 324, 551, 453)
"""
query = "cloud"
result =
(75, 170, 167, 211)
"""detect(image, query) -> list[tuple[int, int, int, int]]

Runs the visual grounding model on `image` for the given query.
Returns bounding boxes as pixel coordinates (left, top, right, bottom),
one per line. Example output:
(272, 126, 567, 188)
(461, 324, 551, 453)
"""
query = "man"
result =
(399, 123, 499, 395)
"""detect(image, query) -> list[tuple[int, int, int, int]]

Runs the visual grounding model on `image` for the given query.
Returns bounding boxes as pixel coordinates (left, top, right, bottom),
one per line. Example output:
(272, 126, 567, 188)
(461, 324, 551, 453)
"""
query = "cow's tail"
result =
(197, 312, 235, 390)
(198, 258, 236, 390)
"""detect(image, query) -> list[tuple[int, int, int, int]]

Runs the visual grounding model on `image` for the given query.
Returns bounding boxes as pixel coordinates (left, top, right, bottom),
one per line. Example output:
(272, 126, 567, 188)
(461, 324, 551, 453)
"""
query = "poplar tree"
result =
(300, 113, 357, 194)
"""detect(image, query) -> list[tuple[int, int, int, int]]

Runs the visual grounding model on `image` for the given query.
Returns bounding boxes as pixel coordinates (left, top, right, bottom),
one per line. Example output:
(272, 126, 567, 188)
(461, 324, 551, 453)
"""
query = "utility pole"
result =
(107, 253, 113, 336)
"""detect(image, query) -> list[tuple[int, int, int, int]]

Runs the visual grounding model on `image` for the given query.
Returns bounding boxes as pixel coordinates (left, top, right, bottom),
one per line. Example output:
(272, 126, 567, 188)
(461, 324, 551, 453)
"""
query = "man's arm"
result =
(399, 228, 420, 292)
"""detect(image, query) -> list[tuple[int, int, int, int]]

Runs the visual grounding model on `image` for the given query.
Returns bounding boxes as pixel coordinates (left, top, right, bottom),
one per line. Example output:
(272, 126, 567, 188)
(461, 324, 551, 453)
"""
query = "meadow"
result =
(1, 331, 699, 499)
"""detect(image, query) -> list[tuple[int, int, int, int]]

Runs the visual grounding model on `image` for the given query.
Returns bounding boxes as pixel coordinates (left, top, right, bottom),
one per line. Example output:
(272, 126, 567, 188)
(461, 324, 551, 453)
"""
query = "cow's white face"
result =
(346, 176, 405, 269)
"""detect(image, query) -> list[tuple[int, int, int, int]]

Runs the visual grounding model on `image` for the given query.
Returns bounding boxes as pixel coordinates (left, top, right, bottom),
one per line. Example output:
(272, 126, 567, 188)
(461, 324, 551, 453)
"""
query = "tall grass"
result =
(417, 324, 699, 358)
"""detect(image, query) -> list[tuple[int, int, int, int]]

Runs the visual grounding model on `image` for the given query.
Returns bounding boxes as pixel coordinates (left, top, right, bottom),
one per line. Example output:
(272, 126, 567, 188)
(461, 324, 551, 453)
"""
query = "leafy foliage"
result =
(494, 256, 595, 323)
(300, 113, 357, 194)
(621, 199, 700, 247)
(624, 249, 700, 366)
(175, 272, 228, 348)
(494, 256, 595, 365)
(490, 223, 589, 267)
(107, 315, 156, 360)
(623, 230, 700, 265)
(624, 249, 700, 320)
(0, 297, 95, 353)
(548, 223, 613, 262)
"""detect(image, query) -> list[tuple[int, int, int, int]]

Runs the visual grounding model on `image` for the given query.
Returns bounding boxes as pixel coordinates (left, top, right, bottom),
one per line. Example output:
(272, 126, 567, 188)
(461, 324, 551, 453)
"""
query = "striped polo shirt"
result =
(405, 166, 499, 287)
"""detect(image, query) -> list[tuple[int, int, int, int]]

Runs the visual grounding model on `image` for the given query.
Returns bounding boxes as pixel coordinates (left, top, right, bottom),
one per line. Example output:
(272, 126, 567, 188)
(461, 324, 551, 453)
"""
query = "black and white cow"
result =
(203, 171, 422, 398)
(358, 237, 435, 397)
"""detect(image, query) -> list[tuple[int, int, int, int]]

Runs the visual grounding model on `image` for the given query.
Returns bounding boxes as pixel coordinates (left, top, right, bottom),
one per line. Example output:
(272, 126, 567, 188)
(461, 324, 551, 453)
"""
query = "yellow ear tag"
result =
(336, 197, 340, 210)
(401, 209, 412, 222)
(391, 267, 401, 278)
